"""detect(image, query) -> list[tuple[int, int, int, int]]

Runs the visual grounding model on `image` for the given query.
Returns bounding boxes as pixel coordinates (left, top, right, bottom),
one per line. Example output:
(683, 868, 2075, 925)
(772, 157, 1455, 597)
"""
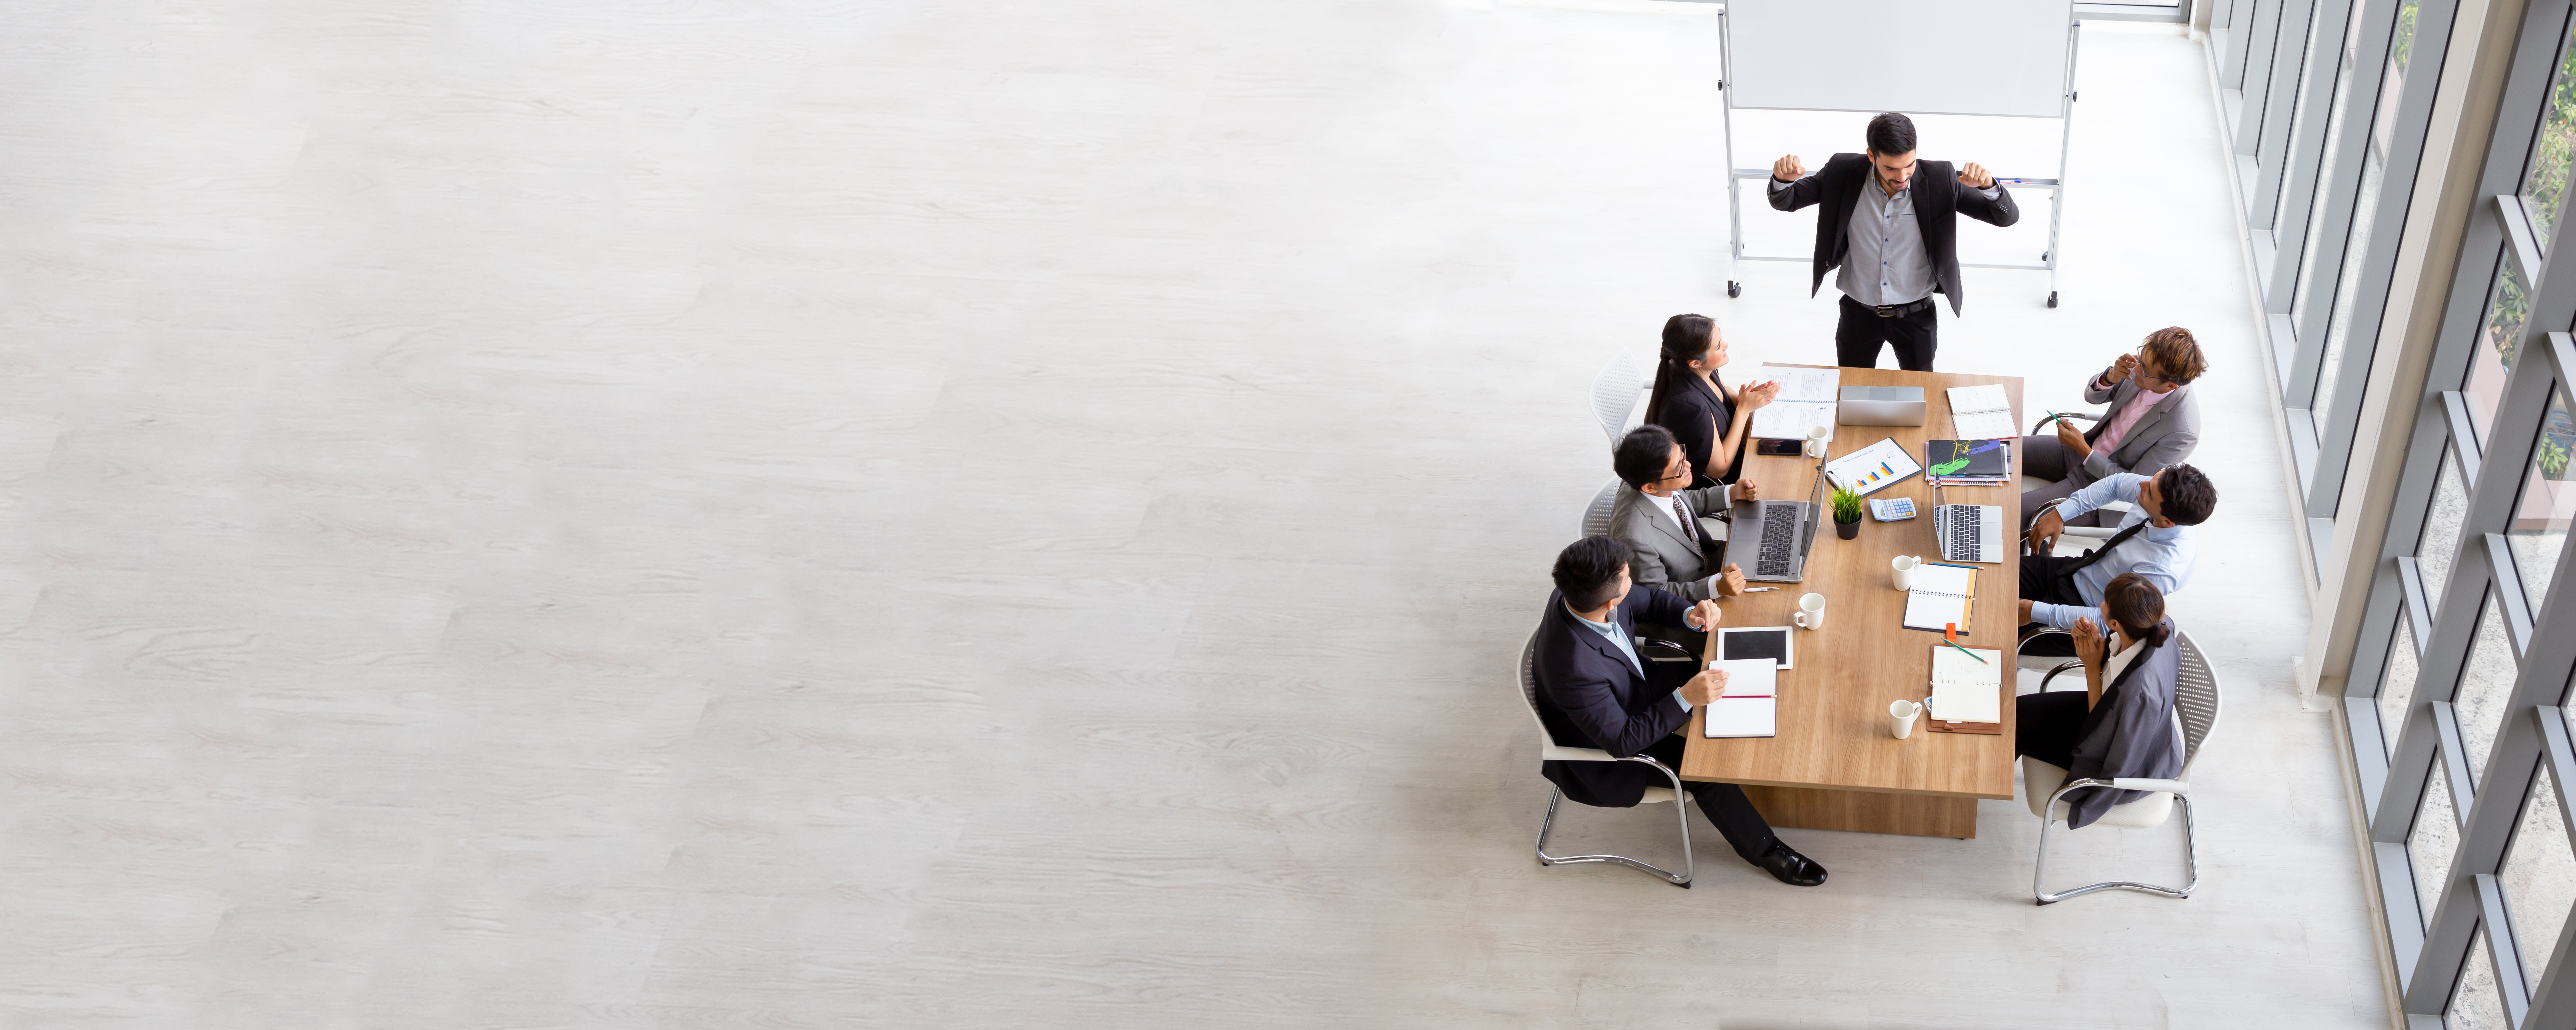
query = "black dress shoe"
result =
(1755, 842, 1827, 886)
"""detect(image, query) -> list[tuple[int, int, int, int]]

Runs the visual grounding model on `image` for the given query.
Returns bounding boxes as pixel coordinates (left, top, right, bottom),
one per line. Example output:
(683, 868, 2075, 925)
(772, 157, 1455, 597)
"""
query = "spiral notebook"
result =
(1700, 659, 1778, 739)
(1900, 563, 1978, 634)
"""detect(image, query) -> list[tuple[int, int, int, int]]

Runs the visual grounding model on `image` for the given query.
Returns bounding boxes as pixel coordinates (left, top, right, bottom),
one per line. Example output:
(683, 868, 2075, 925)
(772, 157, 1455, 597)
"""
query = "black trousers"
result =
(2015, 689, 2088, 769)
(1643, 656, 1779, 862)
(1835, 295, 1940, 370)
(2017, 554, 2092, 657)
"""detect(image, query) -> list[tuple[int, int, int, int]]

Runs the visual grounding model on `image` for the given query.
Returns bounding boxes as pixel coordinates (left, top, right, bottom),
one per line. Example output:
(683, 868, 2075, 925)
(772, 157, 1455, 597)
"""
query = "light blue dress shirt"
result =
(2029, 472, 2198, 631)
(1568, 603, 1693, 713)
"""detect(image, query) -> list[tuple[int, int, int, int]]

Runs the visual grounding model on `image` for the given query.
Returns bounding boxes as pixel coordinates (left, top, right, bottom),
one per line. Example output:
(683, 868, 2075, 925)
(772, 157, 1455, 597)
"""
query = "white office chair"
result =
(1581, 478, 1620, 537)
(1518, 623, 1697, 888)
(2017, 628, 2222, 905)
(1589, 352, 1647, 444)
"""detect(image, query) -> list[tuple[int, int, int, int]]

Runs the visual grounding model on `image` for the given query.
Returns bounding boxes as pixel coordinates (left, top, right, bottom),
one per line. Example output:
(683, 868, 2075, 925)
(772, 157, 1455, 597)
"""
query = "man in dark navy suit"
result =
(1533, 535, 1826, 886)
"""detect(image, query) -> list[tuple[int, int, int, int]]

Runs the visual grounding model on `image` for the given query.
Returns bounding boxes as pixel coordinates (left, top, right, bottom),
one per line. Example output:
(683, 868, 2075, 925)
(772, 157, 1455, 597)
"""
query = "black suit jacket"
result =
(1766, 154, 2020, 316)
(1533, 587, 1691, 808)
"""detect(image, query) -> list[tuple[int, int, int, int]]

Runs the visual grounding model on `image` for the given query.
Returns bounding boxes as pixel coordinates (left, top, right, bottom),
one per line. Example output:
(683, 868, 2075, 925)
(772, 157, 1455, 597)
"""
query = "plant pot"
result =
(1833, 517, 1860, 540)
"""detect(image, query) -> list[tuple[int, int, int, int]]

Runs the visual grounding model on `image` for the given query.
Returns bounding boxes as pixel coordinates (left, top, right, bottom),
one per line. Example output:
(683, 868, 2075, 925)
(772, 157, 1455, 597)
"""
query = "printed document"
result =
(1945, 383, 2017, 440)
(1751, 364, 1842, 441)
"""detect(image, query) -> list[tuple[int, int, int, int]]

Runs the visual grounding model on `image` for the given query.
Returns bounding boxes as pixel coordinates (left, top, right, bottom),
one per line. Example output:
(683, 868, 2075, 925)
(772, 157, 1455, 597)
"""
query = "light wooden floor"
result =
(0, 4, 2388, 1028)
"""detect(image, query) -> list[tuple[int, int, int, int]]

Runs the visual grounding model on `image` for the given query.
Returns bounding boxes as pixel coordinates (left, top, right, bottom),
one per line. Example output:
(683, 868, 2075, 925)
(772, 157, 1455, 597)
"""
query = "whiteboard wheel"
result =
(2047, 291, 2059, 309)
(1727, 281, 1741, 298)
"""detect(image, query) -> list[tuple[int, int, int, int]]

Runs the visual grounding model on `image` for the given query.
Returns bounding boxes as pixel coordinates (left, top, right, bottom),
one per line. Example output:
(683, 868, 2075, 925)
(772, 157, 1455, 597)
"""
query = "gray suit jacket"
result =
(1610, 483, 1736, 603)
(2062, 619, 2188, 829)
(2070, 370, 2201, 487)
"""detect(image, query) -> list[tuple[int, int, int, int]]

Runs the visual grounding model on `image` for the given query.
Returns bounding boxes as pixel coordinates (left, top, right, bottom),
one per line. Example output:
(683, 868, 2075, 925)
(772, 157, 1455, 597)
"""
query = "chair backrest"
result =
(2171, 630, 2223, 771)
(1582, 478, 1621, 538)
(1519, 625, 1560, 747)
(1590, 353, 1646, 444)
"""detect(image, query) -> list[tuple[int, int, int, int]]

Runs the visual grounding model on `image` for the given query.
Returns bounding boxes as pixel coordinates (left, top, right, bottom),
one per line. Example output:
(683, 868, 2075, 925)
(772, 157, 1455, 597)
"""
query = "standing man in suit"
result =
(1533, 535, 1827, 886)
(2020, 328, 2209, 525)
(1767, 112, 2021, 371)
(1609, 425, 1751, 607)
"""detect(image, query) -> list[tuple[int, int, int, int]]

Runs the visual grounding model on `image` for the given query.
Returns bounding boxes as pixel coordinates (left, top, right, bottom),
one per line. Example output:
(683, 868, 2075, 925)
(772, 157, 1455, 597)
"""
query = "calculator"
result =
(1868, 497, 1918, 522)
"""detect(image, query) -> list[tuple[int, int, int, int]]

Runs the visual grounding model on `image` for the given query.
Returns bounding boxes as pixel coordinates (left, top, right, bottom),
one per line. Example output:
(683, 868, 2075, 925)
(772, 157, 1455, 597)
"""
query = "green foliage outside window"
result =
(2523, 24, 2576, 249)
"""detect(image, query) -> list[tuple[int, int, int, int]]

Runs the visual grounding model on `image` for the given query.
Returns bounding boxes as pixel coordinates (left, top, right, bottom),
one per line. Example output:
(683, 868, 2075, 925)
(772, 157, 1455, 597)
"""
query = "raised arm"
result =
(1954, 162, 2019, 227)
(1767, 154, 1824, 212)
(1699, 380, 1777, 482)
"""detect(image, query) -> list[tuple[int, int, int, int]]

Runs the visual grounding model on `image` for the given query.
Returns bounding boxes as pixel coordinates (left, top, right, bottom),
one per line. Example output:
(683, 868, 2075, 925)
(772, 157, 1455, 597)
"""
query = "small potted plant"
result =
(1830, 485, 1864, 540)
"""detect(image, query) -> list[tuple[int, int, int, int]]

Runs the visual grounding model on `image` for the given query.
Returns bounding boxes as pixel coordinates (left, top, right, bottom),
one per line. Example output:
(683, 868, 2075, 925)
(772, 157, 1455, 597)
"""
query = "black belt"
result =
(1859, 297, 1935, 317)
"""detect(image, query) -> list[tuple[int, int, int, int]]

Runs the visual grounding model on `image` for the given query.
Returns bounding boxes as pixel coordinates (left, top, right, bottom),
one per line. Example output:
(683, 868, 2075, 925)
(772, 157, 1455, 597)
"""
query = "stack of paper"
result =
(1928, 645, 2004, 724)
(1700, 659, 1778, 739)
(1924, 439, 2013, 487)
(1748, 364, 1841, 442)
(1946, 384, 2017, 440)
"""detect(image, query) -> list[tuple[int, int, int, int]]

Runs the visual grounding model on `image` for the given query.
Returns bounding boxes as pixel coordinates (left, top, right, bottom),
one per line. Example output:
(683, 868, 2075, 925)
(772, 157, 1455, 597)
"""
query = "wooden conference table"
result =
(1680, 366, 2022, 839)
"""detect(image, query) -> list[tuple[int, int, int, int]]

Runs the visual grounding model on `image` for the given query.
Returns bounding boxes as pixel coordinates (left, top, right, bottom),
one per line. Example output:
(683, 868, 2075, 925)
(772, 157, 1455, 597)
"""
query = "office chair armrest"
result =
(2017, 629, 2070, 658)
(2107, 777, 2188, 794)
(2031, 411, 2103, 434)
(1637, 637, 1699, 664)
(1619, 754, 1689, 795)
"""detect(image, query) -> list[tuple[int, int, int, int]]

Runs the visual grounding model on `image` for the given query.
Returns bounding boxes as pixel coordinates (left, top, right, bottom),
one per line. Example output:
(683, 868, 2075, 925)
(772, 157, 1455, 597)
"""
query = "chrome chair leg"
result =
(1533, 757, 1695, 888)
(2033, 779, 2197, 905)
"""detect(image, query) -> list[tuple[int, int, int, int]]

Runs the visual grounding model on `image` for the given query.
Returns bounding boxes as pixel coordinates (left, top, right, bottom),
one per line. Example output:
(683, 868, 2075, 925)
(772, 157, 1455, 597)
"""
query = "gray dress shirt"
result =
(1770, 175, 2002, 307)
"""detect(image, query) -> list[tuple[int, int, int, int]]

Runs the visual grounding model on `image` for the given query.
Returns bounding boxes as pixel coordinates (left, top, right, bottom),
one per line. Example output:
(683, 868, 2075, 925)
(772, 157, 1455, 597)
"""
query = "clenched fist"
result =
(1958, 161, 1996, 189)
(1773, 154, 1805, 182)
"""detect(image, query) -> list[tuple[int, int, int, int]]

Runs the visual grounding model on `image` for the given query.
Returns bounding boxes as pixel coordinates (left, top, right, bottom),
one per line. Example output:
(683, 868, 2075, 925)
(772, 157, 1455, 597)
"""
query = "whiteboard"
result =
(1725, 0, 2075, 119)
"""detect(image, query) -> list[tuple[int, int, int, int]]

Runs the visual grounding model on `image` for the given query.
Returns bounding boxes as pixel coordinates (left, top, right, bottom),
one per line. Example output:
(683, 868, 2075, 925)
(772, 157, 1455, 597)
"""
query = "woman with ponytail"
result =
(1643, 314, 1777, 488)
(2013, 572, 2188, 829)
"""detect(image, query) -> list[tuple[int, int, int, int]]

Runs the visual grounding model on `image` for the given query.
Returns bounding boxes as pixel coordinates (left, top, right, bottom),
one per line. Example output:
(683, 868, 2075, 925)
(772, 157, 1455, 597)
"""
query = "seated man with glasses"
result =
(2021, 327, 2207, 526)
(1608, 424, 1753, 611)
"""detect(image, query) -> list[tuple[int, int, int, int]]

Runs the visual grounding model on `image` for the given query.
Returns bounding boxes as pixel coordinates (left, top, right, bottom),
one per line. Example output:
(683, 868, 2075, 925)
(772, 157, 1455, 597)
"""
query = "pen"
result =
(1743, 587, 1779, 592)
(1943, 638, 1988, 664)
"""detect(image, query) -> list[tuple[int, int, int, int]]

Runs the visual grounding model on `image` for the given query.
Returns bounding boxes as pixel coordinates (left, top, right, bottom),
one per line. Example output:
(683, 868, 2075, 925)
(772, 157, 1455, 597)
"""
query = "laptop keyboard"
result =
(1937, 504, 1988, 562)
(1757, 503, 1797, 577)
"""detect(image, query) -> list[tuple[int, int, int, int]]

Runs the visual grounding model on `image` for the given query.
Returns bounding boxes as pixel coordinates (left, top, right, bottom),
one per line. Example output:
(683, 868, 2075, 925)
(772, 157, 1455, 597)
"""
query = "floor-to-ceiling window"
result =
(2214, 0, 2450, 572)
(2327, 1, 2576, 1023)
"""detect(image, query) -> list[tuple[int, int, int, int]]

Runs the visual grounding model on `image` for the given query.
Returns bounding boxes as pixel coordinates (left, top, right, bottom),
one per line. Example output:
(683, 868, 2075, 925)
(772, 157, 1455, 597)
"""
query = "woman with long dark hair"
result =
(2014, 572, 2189, 829)
(1642, 314, 1776, 488)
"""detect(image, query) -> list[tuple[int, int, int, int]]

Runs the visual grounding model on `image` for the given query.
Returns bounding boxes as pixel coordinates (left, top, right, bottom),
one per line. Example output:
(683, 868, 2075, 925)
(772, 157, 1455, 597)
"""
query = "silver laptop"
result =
(1732, 456, 1828, 582)
(1931, 483, 2005, 563)
(1838, 385, 1927, 426)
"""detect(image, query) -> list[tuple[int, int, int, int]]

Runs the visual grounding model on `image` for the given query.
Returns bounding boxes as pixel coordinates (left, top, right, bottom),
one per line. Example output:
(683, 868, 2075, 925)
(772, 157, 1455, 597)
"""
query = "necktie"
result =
(1672, 497, 1700, 547)
(2061, 521, 2146, 575)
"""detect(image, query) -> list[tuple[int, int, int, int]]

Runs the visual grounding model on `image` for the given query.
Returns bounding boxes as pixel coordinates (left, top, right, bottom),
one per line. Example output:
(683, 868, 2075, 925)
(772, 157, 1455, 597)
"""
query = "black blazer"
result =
(1533, 587, 1692, 808)
(1766, 154, 2020, 316)
(1650, 372, 1739, 487)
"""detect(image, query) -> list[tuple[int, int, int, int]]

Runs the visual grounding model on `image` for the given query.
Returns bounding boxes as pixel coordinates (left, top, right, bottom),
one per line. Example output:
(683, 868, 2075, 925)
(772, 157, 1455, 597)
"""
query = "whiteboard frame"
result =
(1719, 9, 2081, 307)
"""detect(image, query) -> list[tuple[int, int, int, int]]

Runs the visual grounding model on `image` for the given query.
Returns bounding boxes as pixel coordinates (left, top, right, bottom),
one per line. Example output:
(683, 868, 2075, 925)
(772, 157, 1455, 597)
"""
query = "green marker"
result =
(1944, 638, 1987, 664)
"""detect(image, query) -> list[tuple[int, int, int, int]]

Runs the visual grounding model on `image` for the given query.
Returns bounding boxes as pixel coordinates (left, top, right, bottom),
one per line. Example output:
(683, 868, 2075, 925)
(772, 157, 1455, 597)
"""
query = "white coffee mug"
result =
(1792, 592, 1827, 630)
(1802, 424, 1831, 459)
(1889, 699, 1924, 739)
(1891, 554, 1922, 591)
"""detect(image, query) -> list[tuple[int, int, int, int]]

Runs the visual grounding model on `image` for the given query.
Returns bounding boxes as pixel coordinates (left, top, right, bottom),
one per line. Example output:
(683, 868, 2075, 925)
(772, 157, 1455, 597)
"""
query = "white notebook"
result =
(1901, 563, 1978, 634)
(1700, 659, 1778, 739)
(1946, 383, 2017, 440)
(1927, 645, 2004, 724)
(1750, 364, 1842, 442)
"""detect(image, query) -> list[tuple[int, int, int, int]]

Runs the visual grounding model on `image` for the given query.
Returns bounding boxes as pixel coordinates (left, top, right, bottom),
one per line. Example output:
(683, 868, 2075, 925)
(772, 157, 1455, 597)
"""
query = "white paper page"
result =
(1702, 659, 1779, 738)
(1946, 383, 2011, 414)
(1927, 645, 2004, 723)
(1824, 436, 1924, 496)
(1760, 364, 1841, 403)
(1750, 400, 1836, 442)
(1902, 563, 1976, 632)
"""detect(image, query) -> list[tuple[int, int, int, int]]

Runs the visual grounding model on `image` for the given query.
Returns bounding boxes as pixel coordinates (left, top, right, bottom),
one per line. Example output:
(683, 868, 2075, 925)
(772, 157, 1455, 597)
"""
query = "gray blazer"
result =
(1610, 482, 1736, 603)
(2070, 370, 2201, 486)
(2062, 619, 2188, 829)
